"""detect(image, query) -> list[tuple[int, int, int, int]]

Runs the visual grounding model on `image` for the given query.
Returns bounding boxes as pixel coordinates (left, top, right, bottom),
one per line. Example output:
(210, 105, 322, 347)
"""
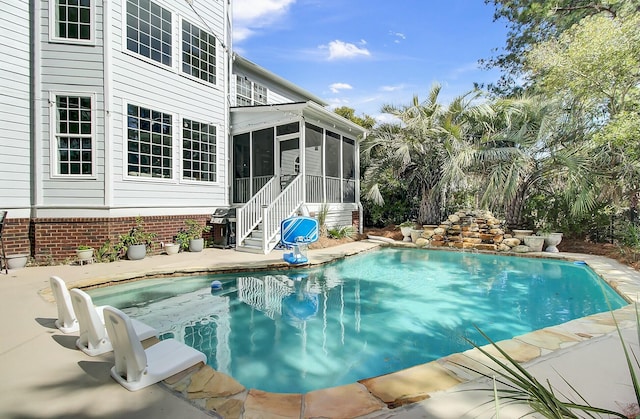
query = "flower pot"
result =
(189, 238, 205, 252)
(543, 233, 563, 253)
(410, 229, 423, 243)
(126, 244, 147, 260)
(512, 229, 534, 240)
(400, 226, 413, 242)
(165, 243, 180, 255)
(76, 248, 94, 261)
(6, 254, 28, 269)
(523, 236, 545, 252)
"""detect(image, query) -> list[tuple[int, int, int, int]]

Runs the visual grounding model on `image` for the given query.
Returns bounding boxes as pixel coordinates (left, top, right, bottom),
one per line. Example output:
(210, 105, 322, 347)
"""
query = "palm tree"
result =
(448, 95, 598, 229)
(362, 84, 489, 224)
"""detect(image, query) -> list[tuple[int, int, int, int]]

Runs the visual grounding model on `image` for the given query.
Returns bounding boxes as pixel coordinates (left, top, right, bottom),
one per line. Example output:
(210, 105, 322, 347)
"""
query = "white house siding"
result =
(109, 0, 228, 210)
(39, 0, 106, 207)
(0, 0, 32, 213)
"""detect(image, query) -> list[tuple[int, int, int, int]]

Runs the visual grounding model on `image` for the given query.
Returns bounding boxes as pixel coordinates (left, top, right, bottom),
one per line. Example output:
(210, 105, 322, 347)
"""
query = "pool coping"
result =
(44, 240, 640, 418)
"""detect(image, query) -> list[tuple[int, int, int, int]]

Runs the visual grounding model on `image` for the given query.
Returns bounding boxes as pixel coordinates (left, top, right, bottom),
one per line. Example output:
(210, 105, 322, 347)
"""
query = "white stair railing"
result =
(236, 177, 278, 248)
(261, 175, 304, 253)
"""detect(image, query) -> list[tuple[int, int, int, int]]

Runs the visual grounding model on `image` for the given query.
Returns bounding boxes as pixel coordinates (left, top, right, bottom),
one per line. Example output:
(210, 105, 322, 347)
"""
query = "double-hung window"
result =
(181, 20, 216, 85)
(182, 119, 217, 182)
(53, 94, 94, 176)
(50, 0, 93, 43)
(126, 104, 173, 179)
(126, 0, 172, 66)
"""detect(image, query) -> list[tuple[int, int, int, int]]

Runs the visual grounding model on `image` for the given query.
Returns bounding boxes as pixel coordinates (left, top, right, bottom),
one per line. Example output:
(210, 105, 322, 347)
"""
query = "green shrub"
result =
(327, 225, 355, 239)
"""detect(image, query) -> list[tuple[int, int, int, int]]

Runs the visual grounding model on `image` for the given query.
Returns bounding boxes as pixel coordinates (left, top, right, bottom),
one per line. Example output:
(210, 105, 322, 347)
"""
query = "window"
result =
(52, 0, 93, 42)
(126, 104, 172, 178)
(236, 76, 268, 106)
(54, 95, 94, 176)
(182, 119, 217, 182)
(126, 0, 172, 66)
(182, 20, 216, 84)
(253, 83, 267, 105)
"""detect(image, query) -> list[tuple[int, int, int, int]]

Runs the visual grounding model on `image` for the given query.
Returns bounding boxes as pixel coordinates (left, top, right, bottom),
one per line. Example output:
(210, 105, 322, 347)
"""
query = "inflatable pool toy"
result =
(210, 280, 223, 290)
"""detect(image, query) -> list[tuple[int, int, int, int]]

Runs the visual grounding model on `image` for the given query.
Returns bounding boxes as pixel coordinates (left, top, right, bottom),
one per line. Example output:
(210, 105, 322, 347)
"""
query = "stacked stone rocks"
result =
(414, 209, 519, 252)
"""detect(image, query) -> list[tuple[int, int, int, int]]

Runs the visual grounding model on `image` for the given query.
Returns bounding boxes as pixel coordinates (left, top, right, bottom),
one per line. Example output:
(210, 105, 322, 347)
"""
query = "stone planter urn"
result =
(543, 233, 563, 253)
(399, 226, 413, 242)
(164, 243, 180, 255)
(126, 244, 147, 260)
(76, 248, 94, 261)
(189, 238, 205, 252)
(6, 254, 28, 269)
(410, 229, 423, 243)
(523, 236, 545, 252)
(512, 229, 534, 240)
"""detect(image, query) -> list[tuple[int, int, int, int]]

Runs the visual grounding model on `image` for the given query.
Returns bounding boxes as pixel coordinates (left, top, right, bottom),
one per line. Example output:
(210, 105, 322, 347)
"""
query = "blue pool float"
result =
(210, 280, 223, 290)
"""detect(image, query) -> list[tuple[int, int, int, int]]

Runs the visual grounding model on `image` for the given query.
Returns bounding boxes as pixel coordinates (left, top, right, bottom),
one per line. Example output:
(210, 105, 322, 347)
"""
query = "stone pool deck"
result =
(1, 240, 639, 418)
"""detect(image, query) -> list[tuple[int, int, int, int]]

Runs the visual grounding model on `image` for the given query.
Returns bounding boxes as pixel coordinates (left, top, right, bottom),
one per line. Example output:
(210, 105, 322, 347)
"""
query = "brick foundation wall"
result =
(4, 214, 213, 264)
(2, 218, 31, 257)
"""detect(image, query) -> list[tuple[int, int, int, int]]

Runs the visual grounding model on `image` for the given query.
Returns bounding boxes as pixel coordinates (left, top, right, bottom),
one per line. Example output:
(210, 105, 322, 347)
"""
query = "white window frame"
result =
(236, 75, 268, 106)
(180, 17, 218, 87)
(123, 100, 177, 183)
(180, 118, 220, 184)
(49, 92, 97, 179)
(49, 0, 96, 45)
(123, 0, 174, 70)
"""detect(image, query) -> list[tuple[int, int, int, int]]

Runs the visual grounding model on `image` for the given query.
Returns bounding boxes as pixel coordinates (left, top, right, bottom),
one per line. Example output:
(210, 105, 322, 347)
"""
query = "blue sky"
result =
(233, 0, 509, 122)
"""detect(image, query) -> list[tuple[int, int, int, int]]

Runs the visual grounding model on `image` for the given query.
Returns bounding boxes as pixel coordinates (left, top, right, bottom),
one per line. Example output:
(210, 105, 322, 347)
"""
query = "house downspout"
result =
(224, 0, 232, 207)
(356, 131, 365, 234)
(103, 0, 113, 208)
(31, 0, 43, 213)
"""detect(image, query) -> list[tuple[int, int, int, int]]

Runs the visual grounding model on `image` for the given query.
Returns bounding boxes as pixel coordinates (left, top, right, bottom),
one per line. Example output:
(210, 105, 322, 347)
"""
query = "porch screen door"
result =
(278, 138, 299, 190)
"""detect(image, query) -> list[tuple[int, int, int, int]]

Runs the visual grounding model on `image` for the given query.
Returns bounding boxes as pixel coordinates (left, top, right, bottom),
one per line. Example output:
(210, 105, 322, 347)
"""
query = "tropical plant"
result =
(317, 203, 330, 237)
(327, 225, 355, 239)
(362, 84, 490, 225)
(444, 95, 599, 229)
(176, 219, 211, 250)
(116, 216, 156, 253)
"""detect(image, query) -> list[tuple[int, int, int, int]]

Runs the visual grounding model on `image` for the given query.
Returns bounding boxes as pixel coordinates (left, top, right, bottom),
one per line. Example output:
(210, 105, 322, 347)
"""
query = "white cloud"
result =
(330, 83, 353, 93)
(389, 31, 406, 44)
(380, 84, 405, 92)
(449, 62, 481, 79)
(322, 40, 370, 60)
(233, 0, 296, 42)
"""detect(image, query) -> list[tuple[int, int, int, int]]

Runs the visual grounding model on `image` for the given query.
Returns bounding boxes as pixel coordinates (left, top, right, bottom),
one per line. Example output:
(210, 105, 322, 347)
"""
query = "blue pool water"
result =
(89, 248, 627, 393)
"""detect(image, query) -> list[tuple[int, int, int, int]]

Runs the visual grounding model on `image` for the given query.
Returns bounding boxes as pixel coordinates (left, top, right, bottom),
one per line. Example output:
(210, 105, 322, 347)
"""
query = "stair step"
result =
(244, 237, 263, 247)
(235, 245, 265, 254)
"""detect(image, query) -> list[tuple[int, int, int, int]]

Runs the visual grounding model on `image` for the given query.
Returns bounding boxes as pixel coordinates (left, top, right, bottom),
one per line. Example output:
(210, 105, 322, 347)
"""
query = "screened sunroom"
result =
(231, 101, 366, 205)
(230, 101, 367, 253)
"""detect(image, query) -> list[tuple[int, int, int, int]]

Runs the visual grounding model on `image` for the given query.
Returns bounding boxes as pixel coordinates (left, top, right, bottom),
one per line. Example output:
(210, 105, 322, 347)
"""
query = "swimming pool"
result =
(88, 248, 627, 393)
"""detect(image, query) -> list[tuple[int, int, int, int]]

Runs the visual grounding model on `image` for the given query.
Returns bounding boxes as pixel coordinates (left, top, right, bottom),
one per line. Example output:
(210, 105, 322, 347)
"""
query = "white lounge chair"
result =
(103, 306, 206, 391)
(50, 276, 87, 333)
(69, 288, 157, 356)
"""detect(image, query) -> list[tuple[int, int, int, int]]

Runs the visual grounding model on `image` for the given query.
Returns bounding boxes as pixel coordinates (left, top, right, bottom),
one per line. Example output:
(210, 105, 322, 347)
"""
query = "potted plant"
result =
(164, 242, 180, 255)
(76, 245, 94, 261)
(398, 221, 415, 242)
(117, 217, 156, 260)
(176, 219, 211, 252)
